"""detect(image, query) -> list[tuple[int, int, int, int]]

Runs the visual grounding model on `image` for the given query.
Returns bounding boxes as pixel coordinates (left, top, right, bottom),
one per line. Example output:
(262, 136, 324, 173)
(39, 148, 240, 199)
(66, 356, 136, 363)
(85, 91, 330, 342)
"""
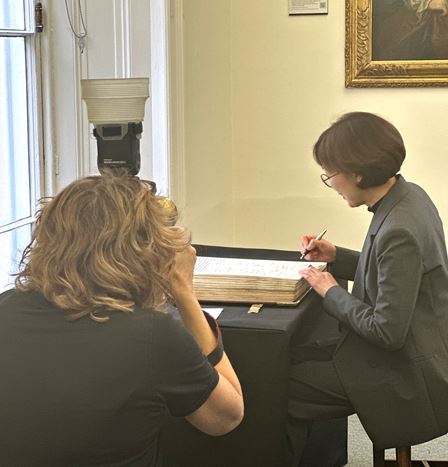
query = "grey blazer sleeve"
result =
(323, 228, 424, 350)
(328, 246, 360, 281)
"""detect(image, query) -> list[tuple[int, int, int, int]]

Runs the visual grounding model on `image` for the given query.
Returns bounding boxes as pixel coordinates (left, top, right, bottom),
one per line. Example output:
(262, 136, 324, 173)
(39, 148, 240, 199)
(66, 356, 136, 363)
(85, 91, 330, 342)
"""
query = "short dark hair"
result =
(313, 112, 406, 189)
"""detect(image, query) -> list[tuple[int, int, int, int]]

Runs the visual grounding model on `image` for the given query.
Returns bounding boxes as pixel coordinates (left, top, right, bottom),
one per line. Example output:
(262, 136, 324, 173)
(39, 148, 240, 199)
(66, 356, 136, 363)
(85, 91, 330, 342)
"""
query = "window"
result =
(0, 0, 41, 291)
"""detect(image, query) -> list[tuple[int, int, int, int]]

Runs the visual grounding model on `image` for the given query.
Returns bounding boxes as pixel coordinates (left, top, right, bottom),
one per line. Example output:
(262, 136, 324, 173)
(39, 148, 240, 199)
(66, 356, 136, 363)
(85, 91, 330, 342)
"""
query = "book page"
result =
(194, 256, 325, 280)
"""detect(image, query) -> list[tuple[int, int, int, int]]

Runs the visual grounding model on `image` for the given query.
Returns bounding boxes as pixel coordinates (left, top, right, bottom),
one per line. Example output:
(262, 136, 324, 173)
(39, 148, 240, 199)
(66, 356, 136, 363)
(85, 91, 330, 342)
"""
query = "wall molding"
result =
(168, 0, 186, 208)
(150, 0, 170, 195)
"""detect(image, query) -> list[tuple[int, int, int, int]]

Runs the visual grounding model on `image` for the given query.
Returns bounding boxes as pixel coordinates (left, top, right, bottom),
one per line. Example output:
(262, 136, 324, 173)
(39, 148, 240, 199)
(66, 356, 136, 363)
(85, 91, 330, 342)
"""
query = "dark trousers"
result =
(287, 347, 355, 466)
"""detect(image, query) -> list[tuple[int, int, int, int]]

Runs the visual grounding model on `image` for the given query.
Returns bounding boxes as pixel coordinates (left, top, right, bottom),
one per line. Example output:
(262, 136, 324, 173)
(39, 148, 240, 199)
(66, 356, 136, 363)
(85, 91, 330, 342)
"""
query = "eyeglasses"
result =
(320, 172, 339, 188)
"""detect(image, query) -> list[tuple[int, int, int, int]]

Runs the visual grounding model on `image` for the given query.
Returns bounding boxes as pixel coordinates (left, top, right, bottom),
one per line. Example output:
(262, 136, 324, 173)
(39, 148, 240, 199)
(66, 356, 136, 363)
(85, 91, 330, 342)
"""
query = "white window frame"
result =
(0, 2, 42, 233)
(0, 0, 43, 289)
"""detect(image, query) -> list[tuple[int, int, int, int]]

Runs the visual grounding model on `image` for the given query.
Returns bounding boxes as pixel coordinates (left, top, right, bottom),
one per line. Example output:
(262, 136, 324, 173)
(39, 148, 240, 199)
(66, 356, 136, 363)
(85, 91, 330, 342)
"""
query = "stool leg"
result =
(373, 447, 386, 467)
(396, 446, 411, 467)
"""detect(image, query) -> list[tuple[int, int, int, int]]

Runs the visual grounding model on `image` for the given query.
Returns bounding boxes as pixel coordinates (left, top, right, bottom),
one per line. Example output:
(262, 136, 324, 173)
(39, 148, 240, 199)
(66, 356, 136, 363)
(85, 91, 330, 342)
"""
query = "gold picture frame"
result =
(345, 0, 448, 87)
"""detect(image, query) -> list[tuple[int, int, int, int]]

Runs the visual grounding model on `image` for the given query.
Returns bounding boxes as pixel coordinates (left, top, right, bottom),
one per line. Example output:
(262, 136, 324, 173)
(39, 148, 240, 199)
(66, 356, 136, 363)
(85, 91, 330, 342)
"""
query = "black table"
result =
(159, 246, 347, 467)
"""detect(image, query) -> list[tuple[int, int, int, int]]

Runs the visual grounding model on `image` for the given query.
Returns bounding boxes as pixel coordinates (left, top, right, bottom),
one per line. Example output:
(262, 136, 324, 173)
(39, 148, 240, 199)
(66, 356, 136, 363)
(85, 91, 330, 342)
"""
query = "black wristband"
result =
(202, 309, 224, 366)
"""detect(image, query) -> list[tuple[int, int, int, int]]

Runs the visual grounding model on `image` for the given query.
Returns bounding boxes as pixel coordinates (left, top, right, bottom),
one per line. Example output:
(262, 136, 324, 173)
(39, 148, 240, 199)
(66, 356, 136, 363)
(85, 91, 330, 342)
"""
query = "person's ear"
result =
(355, 174, 363, 185)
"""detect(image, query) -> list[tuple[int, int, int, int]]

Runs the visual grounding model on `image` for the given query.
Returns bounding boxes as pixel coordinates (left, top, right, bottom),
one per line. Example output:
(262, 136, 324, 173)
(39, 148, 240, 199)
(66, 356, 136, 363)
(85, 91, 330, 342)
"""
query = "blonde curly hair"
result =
(15, 171, 187, 321)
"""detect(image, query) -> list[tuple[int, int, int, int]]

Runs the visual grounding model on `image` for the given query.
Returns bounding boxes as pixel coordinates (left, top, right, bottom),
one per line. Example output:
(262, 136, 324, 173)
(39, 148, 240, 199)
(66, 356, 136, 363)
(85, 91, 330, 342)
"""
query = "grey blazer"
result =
(324, 175, 448, 449)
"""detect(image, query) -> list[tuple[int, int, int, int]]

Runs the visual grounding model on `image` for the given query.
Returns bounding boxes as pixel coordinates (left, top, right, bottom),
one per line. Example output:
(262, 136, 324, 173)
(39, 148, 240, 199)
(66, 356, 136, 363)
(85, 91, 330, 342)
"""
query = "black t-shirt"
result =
(0, 289, 219, 467)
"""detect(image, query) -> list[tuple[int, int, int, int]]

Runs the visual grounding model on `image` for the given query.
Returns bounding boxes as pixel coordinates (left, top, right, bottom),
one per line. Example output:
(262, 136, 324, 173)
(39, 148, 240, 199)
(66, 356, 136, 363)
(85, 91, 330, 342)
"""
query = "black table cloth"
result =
(159, 245, 347, 467)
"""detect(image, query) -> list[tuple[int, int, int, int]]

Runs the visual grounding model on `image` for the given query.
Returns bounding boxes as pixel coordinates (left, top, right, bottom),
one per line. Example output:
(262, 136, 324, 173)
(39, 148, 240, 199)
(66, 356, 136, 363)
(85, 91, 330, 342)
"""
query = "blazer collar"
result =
(367, 175, 410, 237)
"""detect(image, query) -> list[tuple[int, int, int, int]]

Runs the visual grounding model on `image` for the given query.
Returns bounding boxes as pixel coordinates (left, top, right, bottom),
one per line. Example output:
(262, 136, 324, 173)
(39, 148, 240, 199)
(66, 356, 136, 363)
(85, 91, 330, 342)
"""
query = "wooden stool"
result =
(373, 446, 411, 467)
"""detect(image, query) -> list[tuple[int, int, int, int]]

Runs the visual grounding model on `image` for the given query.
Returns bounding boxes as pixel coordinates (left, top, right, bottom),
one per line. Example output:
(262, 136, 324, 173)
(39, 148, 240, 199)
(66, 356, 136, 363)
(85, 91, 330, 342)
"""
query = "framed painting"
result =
(345, 0, 448, 87)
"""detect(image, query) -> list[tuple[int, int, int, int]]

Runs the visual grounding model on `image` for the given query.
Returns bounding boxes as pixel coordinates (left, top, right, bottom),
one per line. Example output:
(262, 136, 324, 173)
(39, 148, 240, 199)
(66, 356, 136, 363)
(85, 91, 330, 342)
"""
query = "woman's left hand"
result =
(299, 266, 338, 297)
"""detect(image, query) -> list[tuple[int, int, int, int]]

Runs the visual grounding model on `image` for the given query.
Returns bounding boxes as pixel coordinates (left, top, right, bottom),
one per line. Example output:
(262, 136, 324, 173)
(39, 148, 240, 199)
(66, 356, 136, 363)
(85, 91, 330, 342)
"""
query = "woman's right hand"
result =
(301, 235, 337, 263)
(170, 243, 197, 303)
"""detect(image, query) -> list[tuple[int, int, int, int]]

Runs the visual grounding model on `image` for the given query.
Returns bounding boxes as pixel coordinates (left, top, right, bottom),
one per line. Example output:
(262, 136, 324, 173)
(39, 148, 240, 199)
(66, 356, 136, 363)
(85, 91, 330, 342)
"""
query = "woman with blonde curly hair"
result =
(0, 171, 243, 467)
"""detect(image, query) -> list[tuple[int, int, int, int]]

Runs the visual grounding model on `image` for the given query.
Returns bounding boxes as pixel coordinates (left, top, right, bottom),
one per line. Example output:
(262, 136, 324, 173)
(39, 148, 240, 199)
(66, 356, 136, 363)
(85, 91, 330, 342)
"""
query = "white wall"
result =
(173, 0, 234, 243)
(177, 0, 448, 252)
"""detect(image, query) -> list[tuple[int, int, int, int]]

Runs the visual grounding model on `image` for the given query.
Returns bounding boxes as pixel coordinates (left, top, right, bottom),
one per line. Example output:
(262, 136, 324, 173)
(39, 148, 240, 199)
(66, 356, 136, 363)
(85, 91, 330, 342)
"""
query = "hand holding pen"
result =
(299, 229, 336, 262)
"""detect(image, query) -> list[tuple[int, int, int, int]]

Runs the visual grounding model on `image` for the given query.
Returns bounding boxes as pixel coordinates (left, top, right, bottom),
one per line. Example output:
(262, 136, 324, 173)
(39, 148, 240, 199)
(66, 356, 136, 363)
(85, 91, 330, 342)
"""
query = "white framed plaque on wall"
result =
(288, 0, 328, 15)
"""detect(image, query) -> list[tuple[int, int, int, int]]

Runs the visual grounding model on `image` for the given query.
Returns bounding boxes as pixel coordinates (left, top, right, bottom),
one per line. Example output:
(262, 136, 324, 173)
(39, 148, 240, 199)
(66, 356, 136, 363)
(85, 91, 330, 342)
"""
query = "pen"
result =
(299, 228, 327, 260)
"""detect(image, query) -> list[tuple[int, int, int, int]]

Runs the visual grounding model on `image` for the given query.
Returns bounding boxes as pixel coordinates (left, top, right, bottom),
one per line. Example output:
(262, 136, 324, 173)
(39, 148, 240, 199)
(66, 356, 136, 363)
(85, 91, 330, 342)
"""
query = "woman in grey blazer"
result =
(289, 112, 448, 456)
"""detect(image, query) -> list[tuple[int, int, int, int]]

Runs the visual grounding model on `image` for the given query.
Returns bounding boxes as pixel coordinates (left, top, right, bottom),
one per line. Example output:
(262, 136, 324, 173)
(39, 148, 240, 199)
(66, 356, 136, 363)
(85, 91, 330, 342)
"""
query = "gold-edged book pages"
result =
(193, 256, 326, 305)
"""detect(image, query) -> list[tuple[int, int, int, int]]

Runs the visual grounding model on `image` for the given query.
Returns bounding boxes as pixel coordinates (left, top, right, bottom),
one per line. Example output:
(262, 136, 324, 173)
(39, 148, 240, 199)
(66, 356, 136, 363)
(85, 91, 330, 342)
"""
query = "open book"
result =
(193, 256, 326, 305)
